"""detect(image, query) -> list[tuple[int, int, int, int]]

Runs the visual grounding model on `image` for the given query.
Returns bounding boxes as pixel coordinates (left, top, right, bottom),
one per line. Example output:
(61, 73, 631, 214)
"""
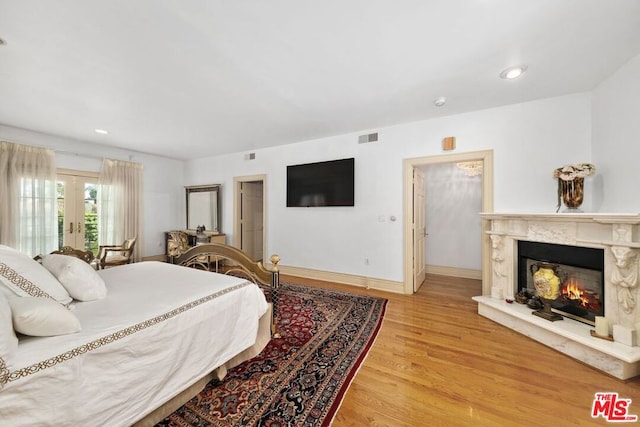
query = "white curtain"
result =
(0, 141, 58, 256)
(98, 159, 143, 261)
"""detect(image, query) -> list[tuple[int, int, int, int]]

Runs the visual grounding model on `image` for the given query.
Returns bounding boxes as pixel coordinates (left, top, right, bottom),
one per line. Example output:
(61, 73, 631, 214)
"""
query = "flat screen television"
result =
(287, 158, 355, 207)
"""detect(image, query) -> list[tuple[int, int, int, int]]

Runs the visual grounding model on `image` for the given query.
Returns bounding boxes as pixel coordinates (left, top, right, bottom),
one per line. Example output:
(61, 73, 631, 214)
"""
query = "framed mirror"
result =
(186, 185, 221, 232)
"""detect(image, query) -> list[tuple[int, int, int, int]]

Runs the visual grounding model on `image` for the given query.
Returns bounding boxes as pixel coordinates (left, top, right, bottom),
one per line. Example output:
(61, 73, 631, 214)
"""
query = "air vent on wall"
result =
(244, 152, 256, 160)
(358, 132, 378, 144)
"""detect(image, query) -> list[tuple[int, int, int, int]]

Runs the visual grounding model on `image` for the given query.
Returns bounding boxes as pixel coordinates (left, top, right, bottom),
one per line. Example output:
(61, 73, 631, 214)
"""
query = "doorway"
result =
(56, 169, 99, 255)
(233, 175, 266, 261)
(403, 150, 493, 294)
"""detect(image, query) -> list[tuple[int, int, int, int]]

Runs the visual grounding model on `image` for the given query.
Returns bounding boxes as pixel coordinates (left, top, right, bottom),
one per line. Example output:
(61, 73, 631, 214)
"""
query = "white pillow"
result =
(0, 291, 18, 371)
(41, 254, 107, 301)
(0, 245, 72, 305)
(8, 296, 81, 337)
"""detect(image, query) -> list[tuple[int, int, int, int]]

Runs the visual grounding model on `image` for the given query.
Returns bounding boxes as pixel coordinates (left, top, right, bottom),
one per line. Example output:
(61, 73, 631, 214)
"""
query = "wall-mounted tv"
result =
(287, 158, 355, 207)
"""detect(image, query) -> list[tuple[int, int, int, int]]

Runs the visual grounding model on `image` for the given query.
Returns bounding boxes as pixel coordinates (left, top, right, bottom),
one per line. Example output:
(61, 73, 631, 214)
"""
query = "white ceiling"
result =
(1, 1, 639, 160)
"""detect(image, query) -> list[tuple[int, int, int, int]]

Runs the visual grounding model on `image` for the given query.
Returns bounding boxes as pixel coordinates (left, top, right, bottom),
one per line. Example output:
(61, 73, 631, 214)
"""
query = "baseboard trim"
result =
(425, 265, 482, 280)
(279, 265, 405, 294)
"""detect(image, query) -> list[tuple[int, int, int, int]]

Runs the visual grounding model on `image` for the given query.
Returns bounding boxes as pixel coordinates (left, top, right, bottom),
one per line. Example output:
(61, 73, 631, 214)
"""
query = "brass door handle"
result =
(69, 222, 74, 234)
(77, 222, 82, 234)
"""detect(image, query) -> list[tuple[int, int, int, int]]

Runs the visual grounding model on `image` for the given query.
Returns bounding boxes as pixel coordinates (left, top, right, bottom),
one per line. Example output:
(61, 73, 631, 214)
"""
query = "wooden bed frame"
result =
(34, 245, 95, 264)
(171, 243, 281, 338)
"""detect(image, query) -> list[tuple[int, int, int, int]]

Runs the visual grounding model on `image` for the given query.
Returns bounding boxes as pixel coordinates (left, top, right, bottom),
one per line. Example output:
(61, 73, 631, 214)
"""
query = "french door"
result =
(56, 170, 99, 255)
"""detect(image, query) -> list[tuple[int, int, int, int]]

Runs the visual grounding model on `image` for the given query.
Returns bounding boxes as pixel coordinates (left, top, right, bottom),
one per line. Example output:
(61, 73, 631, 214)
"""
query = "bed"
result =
(0, 243, 280, 427)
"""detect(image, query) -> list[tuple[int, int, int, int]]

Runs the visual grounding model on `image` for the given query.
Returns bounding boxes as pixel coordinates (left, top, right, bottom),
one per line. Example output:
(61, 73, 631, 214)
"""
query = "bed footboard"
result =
(171, 243, 281, 338)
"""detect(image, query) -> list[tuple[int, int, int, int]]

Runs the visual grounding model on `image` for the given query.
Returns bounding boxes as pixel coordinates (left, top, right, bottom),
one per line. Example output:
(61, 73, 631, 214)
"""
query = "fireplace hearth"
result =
(518, 241, 604, 326)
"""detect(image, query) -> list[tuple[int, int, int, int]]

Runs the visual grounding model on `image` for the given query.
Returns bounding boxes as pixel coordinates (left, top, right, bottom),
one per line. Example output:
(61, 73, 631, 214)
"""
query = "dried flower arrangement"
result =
(553, 163, 596, 181)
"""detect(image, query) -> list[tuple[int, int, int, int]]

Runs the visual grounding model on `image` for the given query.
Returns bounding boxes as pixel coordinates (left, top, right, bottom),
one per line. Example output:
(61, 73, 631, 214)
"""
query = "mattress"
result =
(0, 261, 269, 427)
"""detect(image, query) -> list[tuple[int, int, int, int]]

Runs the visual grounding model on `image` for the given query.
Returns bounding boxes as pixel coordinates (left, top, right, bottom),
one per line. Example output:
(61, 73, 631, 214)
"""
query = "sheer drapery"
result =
(98, 159, 143, 261)
(0, 141, 58, 256)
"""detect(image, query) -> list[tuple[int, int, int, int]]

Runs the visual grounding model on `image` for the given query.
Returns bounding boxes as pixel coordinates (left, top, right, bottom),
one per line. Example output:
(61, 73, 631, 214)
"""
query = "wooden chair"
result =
(98, 237, 136, 269)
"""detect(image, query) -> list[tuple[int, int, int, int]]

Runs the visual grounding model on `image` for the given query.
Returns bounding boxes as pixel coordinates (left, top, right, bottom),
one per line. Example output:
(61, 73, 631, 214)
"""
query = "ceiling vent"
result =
(358, 132, 378, 144)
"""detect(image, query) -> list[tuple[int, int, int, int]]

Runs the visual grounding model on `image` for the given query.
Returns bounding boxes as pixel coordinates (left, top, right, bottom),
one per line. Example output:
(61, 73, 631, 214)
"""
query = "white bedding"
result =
(0, 261, 269, 427)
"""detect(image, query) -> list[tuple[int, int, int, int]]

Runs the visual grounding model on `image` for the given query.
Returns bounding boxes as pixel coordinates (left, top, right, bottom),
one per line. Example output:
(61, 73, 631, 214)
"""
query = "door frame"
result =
(233, 174, 267, 258)
(402, 150, 494, 294)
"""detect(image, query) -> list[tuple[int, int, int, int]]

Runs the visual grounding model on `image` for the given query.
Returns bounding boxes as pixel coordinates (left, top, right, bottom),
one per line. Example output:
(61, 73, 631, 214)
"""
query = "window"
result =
(0, 141, 57, 256)
(56, 170, 99, 255)
(18, 176, 58, 255)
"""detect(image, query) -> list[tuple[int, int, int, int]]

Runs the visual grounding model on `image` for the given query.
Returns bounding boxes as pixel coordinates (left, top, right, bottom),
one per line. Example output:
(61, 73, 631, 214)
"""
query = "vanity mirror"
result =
(186, 185, 221, 232)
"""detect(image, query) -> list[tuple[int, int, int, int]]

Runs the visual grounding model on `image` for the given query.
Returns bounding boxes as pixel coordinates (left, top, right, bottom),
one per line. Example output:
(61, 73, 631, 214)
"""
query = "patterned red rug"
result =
(156, 283, 387, 426)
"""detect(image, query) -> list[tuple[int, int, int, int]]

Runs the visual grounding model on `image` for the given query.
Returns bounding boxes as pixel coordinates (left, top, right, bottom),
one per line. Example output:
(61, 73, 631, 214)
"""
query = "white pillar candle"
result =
(595, 316, 609, 337)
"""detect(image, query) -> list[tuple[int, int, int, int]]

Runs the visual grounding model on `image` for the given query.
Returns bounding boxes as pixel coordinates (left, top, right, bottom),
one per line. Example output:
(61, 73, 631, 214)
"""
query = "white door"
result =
(413, 167, 426, 291)
(240, 181, 264, 261)
(56, 172, 99, 255)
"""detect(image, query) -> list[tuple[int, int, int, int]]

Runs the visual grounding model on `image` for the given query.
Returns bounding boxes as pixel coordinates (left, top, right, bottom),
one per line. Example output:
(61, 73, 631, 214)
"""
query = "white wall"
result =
(5, 53, 636, 283)
(0, 125, 185, 257)
(592, 52, 640, 212)
(186, 92, 592, 282)
(421, 163, 482, 270)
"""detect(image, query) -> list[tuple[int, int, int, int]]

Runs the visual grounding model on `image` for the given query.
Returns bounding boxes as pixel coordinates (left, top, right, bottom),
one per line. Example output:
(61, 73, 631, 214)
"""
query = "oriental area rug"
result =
(156, 282, 387, 427)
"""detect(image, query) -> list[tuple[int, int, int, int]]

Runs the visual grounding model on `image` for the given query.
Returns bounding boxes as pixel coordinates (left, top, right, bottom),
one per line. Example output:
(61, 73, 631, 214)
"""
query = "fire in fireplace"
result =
(518, 241, 604, 326)
(560, 277, 602, 312)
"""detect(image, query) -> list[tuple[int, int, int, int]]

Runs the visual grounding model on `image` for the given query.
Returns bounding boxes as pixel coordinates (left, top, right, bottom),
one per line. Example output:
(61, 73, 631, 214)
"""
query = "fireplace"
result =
(477, 213, 640, 380)
(517, 241, 604, 326)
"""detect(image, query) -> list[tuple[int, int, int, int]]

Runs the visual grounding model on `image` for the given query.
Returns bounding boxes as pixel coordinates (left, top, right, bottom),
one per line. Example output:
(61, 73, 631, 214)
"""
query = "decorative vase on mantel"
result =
(554, 163, 595, 213)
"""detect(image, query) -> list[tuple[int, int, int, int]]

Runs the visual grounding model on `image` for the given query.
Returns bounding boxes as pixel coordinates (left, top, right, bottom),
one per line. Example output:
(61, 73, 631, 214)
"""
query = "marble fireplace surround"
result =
(475, 213, 640, 380)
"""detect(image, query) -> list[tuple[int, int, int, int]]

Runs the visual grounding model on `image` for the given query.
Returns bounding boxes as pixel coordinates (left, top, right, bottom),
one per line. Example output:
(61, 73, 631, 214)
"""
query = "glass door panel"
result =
(56, 180, 66, 250)
(56, 172, 99, 255)
(84, 183, 98, 255)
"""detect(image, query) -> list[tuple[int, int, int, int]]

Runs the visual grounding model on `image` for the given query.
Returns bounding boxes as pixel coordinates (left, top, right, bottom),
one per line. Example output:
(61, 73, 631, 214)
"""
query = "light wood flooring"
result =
(282, 273, 640, 427)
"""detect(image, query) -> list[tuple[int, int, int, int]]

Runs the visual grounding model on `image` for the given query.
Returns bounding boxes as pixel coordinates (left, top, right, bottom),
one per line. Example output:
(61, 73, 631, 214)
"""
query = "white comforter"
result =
(0, 261, 269, 427)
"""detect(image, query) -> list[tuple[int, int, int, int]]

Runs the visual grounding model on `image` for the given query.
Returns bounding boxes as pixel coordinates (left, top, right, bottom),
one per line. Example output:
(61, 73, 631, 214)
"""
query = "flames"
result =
(562, 278, 590, 305)
(560, 277, 601, 311)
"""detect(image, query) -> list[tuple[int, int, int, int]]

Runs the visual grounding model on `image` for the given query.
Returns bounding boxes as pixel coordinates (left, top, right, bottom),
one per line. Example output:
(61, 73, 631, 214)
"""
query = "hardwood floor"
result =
(282, 274, 640, 427)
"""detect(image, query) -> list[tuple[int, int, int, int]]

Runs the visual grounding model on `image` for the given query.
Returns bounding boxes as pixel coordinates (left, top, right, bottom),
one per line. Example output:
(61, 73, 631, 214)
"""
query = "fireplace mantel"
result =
(481, 212, 640, 224)
(477, 212, 640, 380)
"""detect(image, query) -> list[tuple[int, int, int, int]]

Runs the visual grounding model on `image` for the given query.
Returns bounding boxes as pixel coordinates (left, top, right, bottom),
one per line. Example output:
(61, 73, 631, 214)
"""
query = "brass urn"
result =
(530, 262, 564, 321)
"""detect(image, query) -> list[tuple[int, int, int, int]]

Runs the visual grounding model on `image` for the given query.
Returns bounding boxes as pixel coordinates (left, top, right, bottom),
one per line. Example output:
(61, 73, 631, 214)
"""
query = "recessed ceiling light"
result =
(95, 129, 109, 135)
(500, 65, 527, 80)
(434, 96, 447, 107)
